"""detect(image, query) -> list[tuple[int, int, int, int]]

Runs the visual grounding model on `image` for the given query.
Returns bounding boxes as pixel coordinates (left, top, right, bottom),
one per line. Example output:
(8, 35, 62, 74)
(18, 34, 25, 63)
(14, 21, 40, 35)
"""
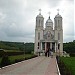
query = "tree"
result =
(63, 40, 75, 53)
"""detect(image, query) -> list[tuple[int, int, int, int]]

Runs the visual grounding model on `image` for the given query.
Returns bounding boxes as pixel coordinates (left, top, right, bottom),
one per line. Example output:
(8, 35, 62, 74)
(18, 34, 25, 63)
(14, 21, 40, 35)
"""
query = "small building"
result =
(34, 10, 63, 56)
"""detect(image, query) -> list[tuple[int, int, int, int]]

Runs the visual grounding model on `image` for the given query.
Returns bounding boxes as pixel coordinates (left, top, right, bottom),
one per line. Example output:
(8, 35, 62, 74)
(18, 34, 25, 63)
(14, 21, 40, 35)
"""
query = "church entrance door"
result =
(47, 42, 50, 49)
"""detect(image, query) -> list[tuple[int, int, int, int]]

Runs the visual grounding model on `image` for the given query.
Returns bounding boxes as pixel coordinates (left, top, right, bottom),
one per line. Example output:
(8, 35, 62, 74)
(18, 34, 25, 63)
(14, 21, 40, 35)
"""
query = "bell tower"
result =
(54, 9, 62, 30)
(36, 9, 44, 29)
(54, 9, 63, 55)
(34, 9, 44, 54)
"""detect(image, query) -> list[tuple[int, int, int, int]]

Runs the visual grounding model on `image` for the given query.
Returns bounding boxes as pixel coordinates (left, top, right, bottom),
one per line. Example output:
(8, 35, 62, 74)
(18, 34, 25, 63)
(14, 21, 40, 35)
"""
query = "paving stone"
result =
(0, 56, 58, 75)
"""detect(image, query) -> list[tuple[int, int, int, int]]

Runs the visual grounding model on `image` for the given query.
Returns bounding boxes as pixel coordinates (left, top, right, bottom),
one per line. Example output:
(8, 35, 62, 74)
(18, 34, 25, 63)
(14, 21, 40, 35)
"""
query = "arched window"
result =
(58, 44, 60, 49)
(38, 32, 40, 40)
(38, 42, 39, 49)
(58, 20, 60, 27)
(55, 20, 57, 29)
(39, 20, 41, 26)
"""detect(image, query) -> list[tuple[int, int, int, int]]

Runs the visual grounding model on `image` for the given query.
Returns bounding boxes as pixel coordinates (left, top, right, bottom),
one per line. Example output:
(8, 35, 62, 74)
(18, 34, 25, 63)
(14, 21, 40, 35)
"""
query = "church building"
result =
(34, 10, 63, 56)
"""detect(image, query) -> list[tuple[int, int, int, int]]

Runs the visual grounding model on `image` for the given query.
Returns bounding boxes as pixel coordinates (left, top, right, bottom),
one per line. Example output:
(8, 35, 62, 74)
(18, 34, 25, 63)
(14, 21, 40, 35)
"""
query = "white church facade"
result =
(34, 10, 63, 56)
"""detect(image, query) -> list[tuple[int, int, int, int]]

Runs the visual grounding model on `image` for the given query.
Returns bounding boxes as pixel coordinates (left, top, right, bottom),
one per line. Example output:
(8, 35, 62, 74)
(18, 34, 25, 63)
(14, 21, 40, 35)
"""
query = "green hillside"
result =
(0, 41, 34, 54)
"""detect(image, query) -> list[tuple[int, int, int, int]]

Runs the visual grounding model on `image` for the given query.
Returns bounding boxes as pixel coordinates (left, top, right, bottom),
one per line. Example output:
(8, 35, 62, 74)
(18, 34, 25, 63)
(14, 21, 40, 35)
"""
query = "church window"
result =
(48, 32, 50, 37)
(58, 20, 60, 27)
(55, 20, 57, 29)
(39, 20, 41, 26)
(38, 42, 39, 49)
(38, 42, 39, 46)
(58, 32, 60, 40)
(38, 32, 40, 40)
(58, 44, 60, 49)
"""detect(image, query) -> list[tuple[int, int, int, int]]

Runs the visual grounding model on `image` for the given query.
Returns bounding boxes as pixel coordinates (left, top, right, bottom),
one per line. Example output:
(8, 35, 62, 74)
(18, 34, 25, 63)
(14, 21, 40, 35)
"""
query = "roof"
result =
(46, 16, 53, 23)
(37, 13, 43, 18)
(55, 13, 62, 18)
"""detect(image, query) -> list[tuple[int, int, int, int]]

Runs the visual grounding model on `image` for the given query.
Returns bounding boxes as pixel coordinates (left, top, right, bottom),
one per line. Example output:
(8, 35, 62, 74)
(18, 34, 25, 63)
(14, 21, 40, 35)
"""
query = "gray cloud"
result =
(0, 0, 74, 42)
(47, 0, 62, 7)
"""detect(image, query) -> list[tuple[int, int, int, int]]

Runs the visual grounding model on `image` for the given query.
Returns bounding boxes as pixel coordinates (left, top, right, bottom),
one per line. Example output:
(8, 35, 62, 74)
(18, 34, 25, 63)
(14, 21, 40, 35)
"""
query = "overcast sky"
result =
(0, 0, 74, 43)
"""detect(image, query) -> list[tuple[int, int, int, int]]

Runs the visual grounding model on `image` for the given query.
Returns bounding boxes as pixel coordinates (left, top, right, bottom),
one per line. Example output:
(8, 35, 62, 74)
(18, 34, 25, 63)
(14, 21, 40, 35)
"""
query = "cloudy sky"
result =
(0, 0, 74, 43)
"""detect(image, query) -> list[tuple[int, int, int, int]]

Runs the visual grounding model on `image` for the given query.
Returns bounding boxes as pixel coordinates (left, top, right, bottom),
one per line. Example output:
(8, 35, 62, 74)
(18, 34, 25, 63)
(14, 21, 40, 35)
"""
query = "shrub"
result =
(70, 53, 75, 57)
(0, 50, 5, 57)
(0, 54, 37, 68)
(57, 57, 72, 75)
(0, 55, 10, 67)
(0, 51, 24, 57)
(15, 59, 24, 63)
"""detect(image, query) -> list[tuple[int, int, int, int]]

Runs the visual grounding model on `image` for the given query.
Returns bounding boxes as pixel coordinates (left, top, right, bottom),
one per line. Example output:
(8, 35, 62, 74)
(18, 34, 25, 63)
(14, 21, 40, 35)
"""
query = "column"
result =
(41, 42, 42, 50)
(50, 43, 52, 49)
(56, 42, 58, 51)
(55, 43, 56, 52)
(45, 42, 46, 52)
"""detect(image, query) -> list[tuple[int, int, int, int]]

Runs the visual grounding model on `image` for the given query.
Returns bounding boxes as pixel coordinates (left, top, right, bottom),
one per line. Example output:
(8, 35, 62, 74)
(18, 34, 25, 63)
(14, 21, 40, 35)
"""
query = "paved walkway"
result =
(0, 56, 58, 75)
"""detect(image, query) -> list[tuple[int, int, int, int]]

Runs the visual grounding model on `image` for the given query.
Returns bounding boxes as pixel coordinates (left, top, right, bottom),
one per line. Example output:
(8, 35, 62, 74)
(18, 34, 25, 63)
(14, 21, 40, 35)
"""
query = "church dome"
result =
(46, 16, 53, 23)
(55, 13, 62, 18)
(45, 16, 53, 29)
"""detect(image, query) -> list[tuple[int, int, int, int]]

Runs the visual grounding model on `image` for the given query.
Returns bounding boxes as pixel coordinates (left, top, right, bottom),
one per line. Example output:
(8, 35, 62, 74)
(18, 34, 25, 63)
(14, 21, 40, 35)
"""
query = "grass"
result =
(60, 57, 75, 75)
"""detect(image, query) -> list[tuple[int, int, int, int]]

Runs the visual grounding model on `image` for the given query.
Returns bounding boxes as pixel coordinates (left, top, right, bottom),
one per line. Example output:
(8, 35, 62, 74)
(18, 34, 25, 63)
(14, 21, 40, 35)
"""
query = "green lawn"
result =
(60, 57, 75, 75)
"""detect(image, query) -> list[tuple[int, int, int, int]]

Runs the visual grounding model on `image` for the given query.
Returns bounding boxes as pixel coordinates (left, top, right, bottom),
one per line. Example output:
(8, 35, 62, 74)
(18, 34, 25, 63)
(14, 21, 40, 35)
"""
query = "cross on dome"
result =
(57, 9, 60, 14)
(39, 9, 41, 14)
(48, 12, 51, 16)
(55, 9, 62, 18)
(48, 12, 51, 19)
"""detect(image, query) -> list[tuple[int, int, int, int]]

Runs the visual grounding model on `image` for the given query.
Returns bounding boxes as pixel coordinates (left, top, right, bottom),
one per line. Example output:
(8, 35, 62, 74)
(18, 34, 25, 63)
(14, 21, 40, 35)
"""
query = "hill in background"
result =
(0, 40, 75, 54)
(0, 41, 34, 54)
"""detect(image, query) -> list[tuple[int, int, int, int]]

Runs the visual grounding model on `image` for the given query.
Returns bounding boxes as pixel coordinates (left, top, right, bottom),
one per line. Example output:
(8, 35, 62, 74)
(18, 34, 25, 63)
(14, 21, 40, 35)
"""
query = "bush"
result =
(0, 51, 24, 57)
(0, 50, 5, 57)
(70, 53, 75, 57)
(15, 59, 24, 63)
(57, 57, 72, 75)
(0, 55, 10, 67)
(0, 54, 37, 68)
